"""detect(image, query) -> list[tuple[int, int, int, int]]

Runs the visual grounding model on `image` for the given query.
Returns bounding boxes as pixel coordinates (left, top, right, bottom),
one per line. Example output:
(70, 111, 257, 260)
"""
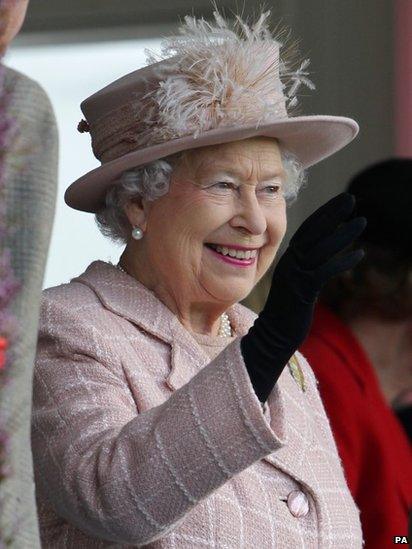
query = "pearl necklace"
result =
(115, 262, 232, 337)
(218, 311, 232, 338)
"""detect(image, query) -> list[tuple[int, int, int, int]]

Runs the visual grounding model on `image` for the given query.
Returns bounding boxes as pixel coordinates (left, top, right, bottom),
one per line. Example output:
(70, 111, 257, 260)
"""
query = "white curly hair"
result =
(95, 147, 306, 245)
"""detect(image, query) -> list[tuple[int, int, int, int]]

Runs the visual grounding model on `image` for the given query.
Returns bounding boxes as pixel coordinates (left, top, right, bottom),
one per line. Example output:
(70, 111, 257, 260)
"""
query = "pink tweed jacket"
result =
(32, 260, 363, 548)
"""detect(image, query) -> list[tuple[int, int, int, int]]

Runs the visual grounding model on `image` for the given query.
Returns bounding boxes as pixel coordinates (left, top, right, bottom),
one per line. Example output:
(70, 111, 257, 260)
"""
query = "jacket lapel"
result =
(73, 260, 318, 490)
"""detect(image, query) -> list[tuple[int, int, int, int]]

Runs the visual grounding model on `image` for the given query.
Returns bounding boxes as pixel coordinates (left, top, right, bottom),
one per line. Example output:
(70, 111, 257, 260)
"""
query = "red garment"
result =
(300, 304, 412, 549)
(0, 337, 7, 370)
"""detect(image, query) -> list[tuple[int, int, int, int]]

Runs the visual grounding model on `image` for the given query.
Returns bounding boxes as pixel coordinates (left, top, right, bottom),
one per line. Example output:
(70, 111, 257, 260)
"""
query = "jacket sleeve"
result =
(32, 294, 283, 545)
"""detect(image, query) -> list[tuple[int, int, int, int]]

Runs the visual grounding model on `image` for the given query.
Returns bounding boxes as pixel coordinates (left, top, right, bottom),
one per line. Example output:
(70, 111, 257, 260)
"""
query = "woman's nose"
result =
(229, 195, 267, 235)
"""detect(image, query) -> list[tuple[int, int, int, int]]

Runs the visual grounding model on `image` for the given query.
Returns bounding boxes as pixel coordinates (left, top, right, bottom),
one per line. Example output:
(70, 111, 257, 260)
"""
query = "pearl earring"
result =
(131, 226, 144, 240)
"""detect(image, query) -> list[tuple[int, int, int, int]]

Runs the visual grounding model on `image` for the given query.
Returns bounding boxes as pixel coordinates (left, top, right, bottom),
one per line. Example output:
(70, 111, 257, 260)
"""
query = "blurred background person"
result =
(0, 0, 29, 55)
(0, 0, 58, 546)
(300, 158, 412, 548)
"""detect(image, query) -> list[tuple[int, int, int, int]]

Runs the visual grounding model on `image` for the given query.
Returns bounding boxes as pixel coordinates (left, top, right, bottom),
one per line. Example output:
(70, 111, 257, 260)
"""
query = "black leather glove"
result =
(240, 192, 367, 403)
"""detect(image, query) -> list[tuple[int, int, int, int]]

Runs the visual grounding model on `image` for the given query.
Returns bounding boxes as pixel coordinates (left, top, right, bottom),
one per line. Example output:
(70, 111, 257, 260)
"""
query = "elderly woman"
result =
(32, 10, 366, 548)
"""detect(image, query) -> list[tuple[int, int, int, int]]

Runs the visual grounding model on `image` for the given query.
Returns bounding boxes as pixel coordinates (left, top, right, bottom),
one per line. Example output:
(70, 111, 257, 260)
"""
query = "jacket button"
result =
(287, 490, 309, 517)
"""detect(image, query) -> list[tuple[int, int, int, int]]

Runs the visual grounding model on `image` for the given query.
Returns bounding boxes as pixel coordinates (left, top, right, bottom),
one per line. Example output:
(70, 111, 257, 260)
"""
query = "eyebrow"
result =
(208, 168, 286, 182)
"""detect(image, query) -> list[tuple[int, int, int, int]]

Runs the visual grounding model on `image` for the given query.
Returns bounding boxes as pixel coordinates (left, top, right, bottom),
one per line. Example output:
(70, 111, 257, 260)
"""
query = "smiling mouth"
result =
(205, 243, 259, 259)
(204, 243, 258, 263)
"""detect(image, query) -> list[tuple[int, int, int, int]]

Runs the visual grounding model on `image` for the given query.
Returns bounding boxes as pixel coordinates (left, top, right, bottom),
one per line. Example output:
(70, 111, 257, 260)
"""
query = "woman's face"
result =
(130, 136, 287, 307)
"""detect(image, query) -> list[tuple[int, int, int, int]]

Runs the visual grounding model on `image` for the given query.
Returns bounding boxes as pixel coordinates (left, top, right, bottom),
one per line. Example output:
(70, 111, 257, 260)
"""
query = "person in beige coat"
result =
(1, 0, 58, 546)
(32, 10, 366, 548)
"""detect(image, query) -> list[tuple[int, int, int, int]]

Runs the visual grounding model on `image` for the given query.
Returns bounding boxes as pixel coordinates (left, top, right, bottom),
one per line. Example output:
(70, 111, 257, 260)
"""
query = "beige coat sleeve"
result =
(1, 66, 58, 549)
(32, 294, 282, 546)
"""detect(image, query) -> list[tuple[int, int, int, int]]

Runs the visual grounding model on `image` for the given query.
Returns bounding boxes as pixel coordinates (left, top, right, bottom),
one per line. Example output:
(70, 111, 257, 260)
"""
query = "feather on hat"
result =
(65, 9, 359, 213)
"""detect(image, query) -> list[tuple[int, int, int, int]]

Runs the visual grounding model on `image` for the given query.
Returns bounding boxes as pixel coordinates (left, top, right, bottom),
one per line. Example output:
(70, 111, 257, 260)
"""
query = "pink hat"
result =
(65, 10, 359, 213)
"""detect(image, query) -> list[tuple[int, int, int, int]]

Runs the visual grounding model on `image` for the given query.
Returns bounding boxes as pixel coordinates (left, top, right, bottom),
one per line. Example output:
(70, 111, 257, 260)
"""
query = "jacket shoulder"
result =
(42, 278, 100, 307)
(40, 279, 110, 330)
(38, 279, 128, 372)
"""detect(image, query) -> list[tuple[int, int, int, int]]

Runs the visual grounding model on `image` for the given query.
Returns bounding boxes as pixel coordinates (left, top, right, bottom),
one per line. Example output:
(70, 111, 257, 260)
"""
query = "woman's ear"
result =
(123, 197, 149, 231)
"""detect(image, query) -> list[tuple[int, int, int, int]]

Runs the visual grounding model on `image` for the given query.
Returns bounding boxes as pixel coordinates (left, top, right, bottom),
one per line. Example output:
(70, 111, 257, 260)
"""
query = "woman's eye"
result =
(208, 182, 281, 195)
(263, 185, 281, 194)
(212, 182, 235, 190)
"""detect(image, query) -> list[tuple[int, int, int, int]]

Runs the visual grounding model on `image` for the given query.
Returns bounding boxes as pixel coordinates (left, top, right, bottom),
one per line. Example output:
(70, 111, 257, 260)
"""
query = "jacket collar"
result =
(72, 260, 257, 390)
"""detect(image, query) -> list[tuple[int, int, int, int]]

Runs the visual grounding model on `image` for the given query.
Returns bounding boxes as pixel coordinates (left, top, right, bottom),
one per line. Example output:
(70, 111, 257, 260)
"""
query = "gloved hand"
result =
(240, 192, 367, 403)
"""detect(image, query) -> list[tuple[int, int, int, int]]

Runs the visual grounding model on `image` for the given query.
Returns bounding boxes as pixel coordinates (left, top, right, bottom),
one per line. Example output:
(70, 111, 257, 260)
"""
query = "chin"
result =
(212, 284, 253, 305)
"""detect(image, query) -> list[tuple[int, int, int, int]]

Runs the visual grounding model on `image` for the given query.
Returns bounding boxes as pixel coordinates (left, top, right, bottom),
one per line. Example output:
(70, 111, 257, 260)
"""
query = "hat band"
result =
(86, 91, 288, 165)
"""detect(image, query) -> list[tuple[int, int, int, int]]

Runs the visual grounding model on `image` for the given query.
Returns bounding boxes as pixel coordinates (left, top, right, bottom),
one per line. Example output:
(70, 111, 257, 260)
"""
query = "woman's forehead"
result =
(181, 138, 282, 177)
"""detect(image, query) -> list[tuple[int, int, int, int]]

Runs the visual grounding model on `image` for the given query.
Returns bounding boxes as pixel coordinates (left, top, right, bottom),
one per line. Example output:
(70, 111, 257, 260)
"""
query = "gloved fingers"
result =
(315, 248, 365, 285)
(291, 193, 356, 252)
(302, 216, 367, 269)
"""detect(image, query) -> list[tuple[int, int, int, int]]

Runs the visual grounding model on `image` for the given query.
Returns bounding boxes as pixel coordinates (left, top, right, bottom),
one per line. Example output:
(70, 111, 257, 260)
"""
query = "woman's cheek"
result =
(259, 248, 274, 272)
(270, 210, 287, 247)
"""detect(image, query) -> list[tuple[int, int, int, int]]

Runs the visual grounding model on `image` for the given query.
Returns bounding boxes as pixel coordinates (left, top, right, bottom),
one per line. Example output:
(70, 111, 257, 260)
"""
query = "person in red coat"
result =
(300, 158, 412, 548)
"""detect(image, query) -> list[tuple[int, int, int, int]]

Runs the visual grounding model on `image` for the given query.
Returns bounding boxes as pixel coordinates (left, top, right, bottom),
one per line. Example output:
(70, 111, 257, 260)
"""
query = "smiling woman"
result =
(32, 8, 366, 548)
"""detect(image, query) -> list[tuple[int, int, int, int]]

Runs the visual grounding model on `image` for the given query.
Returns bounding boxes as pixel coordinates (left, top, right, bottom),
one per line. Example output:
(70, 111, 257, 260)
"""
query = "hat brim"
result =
(65, 115, 359, 213)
